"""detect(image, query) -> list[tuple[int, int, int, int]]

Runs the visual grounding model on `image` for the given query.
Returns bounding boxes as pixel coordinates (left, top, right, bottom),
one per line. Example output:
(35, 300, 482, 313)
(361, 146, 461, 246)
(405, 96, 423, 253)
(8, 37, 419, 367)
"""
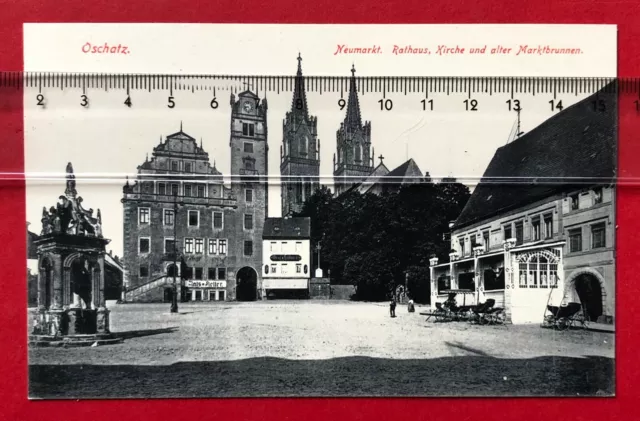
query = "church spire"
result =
(344, 64, 363, 132)
(291, 53, 309, 121)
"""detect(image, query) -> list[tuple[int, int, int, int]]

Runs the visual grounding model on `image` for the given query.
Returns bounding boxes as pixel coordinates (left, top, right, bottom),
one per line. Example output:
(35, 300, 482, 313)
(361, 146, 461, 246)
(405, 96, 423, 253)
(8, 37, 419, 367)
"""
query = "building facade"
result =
(429, 87, 616, 324)
(261, 217, 311, 298)
(333, 65, 374, 196)
(281, 55, 320, 216)
(122, 90, 268, 302)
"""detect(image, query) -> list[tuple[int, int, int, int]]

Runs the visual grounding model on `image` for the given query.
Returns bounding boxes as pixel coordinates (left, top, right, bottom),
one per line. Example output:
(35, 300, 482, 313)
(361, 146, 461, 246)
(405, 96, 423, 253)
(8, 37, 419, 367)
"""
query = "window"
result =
(355, 144, 362, 162)
(213, 211, 223, 229)
(270, 263, 277, 273)
(188, 210, 199, 227)
(158, 183, 166, 195)
(184, 238, 194, 254)
(209, 291, 216, 301)
(139, 238, 150, 254)
(244, 159, 255, 170)
(282, 242, 288, 253)
(244, 142, 254, 153)
(515, 221, 524, 245)
(532, 218, 541, 241)
(164, 238, 175, 253)
(281, 264, 288, 274)
(163, 209, 174, 226)
(470, 236, 478, 250)
(504, 224, 513, 241)
(195, 238, 204, 254)
(245, 189, 253, 203)
(482, 231, 490, 250)
(570, 194, 579, 210)
(591, 223, 606, 249)
(171, 161, 179, 171)
(197, 185, 205, 198)
(183, 266, 193, 280)
(171, 183, 179, 196)
(295, 242, 302, 253)
(244, 240, 253, 256)
(484, 268, 505, 291)
(218, 291, 226, 301)
(185, 162, 193, 173)
(296, 264, 302, 273)
(458, 239, 464, 256)
(184, 184, 192, 197)
(208, 239, 218, 255)
(270, 242, 277, 252)
(139, 265, 149, 277)
(219, 239, 227, 255)
(544, 214, 553, 239)
(569, 229, 582, 253)
(208, 267, 216, 280)
(218, 267, 226, 280)
(242, 123, 255, 137)
(195, 267, 203, 280)
(244, 214, 253, 230)
(138, 208, 150, 224)
(593, 187, 603, 205)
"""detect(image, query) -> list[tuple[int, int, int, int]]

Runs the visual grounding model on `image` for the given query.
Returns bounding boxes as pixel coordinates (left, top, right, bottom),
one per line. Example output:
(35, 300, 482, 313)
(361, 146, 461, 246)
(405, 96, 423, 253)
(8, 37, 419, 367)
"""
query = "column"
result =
(429, 257, 438, 305)
(52, 255, 64, 309)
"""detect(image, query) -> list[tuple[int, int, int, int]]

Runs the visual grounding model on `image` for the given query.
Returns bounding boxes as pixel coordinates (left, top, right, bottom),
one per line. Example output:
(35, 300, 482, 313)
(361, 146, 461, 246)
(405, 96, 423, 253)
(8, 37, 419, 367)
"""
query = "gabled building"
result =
(333, 65, 375, 196)
(122, 89, 269, 303)
(354, 157, 425, 196)
(261, 217, 311, 298)
(429, 86, 616, 324)
(281, 54, 321, 217)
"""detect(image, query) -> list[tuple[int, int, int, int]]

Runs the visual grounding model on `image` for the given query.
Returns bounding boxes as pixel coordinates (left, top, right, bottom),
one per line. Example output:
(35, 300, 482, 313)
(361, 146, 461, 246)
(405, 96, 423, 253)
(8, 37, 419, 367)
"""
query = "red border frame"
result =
(1, 1, 639, 419)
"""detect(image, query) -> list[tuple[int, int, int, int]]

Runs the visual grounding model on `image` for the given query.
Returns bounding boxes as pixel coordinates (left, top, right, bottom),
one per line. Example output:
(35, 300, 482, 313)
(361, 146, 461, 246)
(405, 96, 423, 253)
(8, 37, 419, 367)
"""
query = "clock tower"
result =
(229, 90, 268, 300)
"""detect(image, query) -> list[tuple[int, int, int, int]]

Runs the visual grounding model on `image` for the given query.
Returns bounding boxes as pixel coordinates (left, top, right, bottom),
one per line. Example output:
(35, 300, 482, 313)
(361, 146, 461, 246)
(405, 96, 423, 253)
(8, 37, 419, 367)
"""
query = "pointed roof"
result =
(344, 64, 363, 131)
(291, 53, 310, 121)
(384, 158, 423, 182)
(452, 85, 616, 230)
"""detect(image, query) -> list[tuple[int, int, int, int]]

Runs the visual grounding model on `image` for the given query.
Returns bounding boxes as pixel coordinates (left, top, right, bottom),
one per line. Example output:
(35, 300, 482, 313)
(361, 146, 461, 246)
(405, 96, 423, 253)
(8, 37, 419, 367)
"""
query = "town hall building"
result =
(122, 90, 269, 303)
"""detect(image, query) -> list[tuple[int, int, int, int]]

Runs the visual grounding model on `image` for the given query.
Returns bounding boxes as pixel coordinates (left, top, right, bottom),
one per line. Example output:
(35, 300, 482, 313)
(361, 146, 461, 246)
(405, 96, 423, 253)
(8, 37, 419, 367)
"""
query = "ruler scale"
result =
(0, 72, 633, 185)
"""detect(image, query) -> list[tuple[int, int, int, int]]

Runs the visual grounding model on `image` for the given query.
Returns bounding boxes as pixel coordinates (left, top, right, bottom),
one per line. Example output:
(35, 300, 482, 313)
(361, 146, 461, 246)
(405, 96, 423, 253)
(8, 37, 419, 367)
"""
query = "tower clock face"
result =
(243, 101, 253, 113)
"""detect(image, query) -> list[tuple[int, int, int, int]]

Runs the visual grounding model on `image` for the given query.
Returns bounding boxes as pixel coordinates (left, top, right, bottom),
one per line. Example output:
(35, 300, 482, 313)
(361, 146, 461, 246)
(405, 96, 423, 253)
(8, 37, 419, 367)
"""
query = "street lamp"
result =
(171, 191, 180, 313)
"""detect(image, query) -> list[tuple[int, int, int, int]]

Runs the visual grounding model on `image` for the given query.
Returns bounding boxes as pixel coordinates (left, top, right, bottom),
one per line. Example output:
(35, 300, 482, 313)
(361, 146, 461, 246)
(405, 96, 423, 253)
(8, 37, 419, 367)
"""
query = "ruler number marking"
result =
(210, 97, 219, 109)
(506, 99, 521, 112)
(80, 94, 89, 108)
(338, 99, 346, 110)
(124, 96, 132, 108)
(168, 96, 175, 109)
(378, 98, 393, 111)
(421, 99, 433, 111)
(464, 99, 478, 111)
(549, 99, 563, 112)
(36, 93, 45, 107)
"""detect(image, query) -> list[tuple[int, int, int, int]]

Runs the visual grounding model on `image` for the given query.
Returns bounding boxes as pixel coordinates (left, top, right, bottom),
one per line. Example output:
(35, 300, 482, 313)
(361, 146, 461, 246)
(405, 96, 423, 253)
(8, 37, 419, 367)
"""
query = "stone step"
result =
(29, 337, 124, 348)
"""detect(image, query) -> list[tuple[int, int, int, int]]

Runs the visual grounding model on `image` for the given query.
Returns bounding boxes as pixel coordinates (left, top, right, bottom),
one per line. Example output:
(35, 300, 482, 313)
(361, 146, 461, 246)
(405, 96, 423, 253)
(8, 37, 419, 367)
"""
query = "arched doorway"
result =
(70, 258, 92, 308)
(166, 263, 178, 278)
(573, 273, 603, 322)
(236, 267, 258, 301)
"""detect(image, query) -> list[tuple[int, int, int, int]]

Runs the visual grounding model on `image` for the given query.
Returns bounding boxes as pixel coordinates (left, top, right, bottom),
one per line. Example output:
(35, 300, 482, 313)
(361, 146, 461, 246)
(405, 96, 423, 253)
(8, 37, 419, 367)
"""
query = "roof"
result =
(356, 161, 390, 193)
(263, 217, 311, 238)
(383, 158, 423, 183)
(452, 85, 617, 230)
(344, 65, 363, 131)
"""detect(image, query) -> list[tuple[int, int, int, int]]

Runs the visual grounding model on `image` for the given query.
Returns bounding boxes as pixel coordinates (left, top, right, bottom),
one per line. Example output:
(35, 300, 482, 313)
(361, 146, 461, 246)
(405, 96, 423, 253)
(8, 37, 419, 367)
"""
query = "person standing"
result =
(390, 298, 397, 318)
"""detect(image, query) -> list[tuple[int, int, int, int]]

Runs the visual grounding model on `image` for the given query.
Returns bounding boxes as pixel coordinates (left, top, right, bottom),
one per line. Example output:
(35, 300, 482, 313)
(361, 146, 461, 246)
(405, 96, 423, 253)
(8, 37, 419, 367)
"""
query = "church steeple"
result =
(291, 53, 310, 121)
(344, 64, 363, 132)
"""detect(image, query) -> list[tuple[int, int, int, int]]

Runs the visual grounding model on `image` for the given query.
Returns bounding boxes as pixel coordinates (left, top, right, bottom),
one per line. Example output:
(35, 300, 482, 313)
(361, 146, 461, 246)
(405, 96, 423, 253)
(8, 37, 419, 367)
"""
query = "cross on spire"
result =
(379, 154, 385, 164)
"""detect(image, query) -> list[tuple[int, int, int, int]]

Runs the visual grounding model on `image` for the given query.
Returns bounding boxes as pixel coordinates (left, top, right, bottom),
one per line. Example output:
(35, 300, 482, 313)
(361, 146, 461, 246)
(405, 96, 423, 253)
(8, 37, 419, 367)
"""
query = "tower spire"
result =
(291, 53, 309, 120)
(344, 64, 362, 131)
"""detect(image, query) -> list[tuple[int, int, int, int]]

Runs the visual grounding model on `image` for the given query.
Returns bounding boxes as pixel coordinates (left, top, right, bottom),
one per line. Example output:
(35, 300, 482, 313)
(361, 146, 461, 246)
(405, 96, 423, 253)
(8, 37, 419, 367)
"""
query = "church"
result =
(280, 57, 429, 211)
(121, 90, 268, 303)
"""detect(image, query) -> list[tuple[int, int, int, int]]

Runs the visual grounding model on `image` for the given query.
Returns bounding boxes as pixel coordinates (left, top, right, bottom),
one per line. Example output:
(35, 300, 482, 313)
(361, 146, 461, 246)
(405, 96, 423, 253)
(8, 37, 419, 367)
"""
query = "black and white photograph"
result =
(24, 24, 616, 399)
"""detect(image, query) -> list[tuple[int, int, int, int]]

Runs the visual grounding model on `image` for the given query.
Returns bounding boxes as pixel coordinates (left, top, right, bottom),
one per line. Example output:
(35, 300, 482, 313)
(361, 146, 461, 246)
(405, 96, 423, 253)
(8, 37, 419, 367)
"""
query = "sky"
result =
(22, 24, 616, 257)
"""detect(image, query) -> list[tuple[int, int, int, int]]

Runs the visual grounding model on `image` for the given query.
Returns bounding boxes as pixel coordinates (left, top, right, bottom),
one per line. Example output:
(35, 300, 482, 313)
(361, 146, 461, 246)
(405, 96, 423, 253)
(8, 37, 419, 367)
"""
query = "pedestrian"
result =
(390, 298, 397, 318)
(408, 299, 415, 313)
